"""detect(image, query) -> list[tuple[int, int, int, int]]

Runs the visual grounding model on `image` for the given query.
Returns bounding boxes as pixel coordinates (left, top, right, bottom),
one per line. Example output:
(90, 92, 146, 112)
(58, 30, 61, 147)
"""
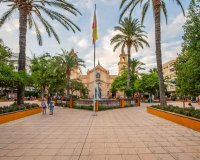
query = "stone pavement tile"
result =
(89, 148, 105, 155)
(119, 148, 137, 155)
(104, 139, 117, 143)
(40, 149, 59, 156)
(164, 147, 185, 153)
(0, 144, 8, 149)
(158, 141, 173, 147)
(134, 147, 152, 154)
(121, 155, 140, 160)
(17, 156, 37, 160)
(132, 142, 146, 147)
(171, 141, 186, 147)
(117, 138, 129, 143)
(52, 156, 71, 160)
(190, 146, 200, 152)
(148, 147, 168, 153)
(171, 153, 200, 160)
(19, 144, 34, 149)
(118, 143, 133, 148)
(0, 139, 15, 144)
(73, 148, 82, 156)
(32, 144, 48, 149)
(139, 154, 175, 160)
(79, 155, 106, 160)
(23, 149, 43, 156)
(83, 143, 90, 149)
(56, 149, 74, 156)
(105, 143, 118, 148)
(182, 141, 200, 146)
(6, 149, 27, 157)
(81, 149, 90, 156)
(90, 143, 104, 148)
(105, 155, 123, 160)
(105, 148, 120, 155)
(3, 144, 21, 150)
(0, 157, 19, 160)
(144, 141, 161, 147)
(35, 156, 54, 160)
(61, 143, 77, 149)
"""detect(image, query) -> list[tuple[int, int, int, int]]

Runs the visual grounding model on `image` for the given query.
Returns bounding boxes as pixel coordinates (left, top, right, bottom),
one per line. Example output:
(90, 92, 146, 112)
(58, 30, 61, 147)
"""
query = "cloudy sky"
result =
(0, 0, 190, 75)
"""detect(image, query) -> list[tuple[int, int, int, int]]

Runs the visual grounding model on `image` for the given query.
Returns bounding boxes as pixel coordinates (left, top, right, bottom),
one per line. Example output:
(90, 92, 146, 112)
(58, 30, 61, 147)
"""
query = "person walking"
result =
(41, 99, 47, 115)
(47, 97, 51, 109)
(49, 101, 55, 115)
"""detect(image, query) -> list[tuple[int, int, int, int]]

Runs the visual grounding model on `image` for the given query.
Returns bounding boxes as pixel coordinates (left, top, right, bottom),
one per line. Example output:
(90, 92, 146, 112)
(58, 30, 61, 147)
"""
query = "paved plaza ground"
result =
(0, 104, 200, 160)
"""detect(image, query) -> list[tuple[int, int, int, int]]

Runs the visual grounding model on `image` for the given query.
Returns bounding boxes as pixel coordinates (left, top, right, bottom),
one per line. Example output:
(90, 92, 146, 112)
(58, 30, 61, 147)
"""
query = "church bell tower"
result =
(118, 51, 128, 75)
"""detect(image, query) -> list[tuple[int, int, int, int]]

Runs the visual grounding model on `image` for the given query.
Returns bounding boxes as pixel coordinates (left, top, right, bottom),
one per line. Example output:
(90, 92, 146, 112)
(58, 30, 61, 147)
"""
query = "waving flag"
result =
(92, 6, 98, 44)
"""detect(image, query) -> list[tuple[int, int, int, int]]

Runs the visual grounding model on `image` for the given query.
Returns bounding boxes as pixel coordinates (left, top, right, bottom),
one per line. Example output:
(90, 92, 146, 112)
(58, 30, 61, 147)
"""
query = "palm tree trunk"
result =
(127, 45, 131, 88)
(17, 9, 27, 105)
(154, 1, 167, 107)
(66, 70, 71, 97)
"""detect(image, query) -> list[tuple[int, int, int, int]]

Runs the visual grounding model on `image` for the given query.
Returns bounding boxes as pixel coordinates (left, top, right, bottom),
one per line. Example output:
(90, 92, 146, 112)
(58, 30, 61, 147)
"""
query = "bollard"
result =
(70, 99, 74, 108)
(137, 98, 141, 106)
(120, 99, 125, 108)
(95, 100, 99, 112)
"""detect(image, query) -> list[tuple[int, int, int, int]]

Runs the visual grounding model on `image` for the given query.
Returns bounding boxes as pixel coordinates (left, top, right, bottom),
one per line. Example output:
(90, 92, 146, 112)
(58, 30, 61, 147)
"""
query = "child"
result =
(49, 101, 54, 115)
(41, 99, 47, 115)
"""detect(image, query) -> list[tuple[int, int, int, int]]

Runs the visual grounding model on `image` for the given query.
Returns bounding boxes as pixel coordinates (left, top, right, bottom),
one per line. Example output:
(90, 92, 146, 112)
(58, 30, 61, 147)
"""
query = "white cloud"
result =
(78, 39, 89, 48)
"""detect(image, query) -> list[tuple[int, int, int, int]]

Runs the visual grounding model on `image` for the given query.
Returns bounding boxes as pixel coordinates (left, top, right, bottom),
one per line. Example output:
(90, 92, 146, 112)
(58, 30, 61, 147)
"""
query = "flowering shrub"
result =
(0, 103, 39, 114)
(151, 105, 200, 119)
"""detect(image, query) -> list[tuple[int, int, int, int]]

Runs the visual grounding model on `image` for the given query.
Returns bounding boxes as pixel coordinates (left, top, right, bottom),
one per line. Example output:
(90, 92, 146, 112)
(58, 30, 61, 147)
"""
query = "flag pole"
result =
(93, 4, 97, 116)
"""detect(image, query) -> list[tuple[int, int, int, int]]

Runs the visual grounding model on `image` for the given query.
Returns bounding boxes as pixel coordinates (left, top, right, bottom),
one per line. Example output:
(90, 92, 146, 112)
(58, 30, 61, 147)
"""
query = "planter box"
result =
(0, 107, 42, 124)
(147, 107, 200, 132)
(0, 100, 14, 102)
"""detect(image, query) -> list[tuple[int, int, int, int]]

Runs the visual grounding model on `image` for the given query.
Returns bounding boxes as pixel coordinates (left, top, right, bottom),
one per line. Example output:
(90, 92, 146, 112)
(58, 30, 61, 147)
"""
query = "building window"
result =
(96, 73, 100, 79)
(123, 57, 125, 62)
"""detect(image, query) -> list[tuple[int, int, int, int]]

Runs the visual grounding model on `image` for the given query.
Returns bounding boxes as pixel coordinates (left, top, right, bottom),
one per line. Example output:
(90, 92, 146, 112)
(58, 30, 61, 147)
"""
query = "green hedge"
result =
(151, 105, 200, 119)
(0, 103, 39, 114)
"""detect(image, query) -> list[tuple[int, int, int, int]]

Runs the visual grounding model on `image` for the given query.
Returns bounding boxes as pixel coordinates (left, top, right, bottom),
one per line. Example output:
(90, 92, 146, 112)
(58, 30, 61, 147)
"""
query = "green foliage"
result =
(124, 87, 133, 98)
(111, 69, 136, 95)
(176, 1, 200, 96)
(0, 1, 81, 45)
(135, 69, 159, 94)
(54, 49, 85, 96)
(0, 103, 39, 115)
(0, 41, 31, 88)
(119, 0, 185, 24)
(110, 17, 149, 52)
(151, 105, 200, 119)
(71, 79, 88, 97)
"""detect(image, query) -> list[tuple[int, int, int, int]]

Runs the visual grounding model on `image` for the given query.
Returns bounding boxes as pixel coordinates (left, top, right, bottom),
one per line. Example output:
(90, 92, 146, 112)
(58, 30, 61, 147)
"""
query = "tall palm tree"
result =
(55, 49, 85, 97)
(130, 58, 145, 77)
(0, 0, 81, 105)
(110, 17, 149, 88)
(120, 0, 185, 106)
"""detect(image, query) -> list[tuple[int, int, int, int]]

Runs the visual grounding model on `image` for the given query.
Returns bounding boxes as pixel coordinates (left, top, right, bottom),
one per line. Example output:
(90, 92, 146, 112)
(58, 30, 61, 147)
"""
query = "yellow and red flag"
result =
(92, 7, 98, 44)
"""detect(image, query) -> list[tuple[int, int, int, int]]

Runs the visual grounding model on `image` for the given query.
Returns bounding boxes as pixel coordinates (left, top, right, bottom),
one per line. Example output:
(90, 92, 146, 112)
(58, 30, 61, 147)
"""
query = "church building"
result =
(78, 52, 128, 98)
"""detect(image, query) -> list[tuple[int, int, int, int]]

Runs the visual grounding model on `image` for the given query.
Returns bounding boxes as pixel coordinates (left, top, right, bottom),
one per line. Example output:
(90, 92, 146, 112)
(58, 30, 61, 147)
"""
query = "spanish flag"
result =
(92, 6, 98, 44)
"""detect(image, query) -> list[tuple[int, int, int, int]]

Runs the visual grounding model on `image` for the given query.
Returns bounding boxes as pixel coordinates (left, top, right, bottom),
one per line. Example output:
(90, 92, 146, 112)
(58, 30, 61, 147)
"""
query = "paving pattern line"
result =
(77, 112, 96, 160)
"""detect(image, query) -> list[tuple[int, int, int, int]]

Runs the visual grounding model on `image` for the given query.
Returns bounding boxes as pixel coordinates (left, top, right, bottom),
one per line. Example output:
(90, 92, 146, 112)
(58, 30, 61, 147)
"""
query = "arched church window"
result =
(123, 57, 125, 62)
(96, 73, 100, 79)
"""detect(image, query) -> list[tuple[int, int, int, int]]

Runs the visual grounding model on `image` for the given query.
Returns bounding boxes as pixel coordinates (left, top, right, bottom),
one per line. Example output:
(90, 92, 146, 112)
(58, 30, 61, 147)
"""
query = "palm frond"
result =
(0, 6, 15, 28)
(141, 1, 150, 24)
(161, 0, 168, 24)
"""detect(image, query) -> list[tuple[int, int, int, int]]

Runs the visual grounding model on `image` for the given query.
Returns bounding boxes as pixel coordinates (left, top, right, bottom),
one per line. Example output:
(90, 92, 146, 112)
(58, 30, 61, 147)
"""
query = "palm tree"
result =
(110, 17, 149, 88)
(120, 0, 185, 106)
(130, 58, 145, 77)
(0, 0, 81, 105)
(55, 49, 85, 97)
